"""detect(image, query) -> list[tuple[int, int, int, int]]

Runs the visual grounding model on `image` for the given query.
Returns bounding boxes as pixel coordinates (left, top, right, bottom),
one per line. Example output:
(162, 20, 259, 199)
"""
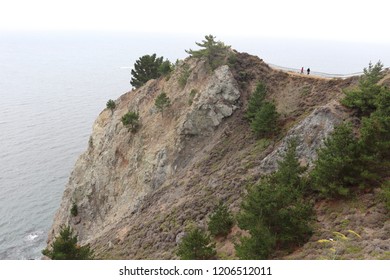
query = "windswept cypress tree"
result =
(130, 54, 164, 88)
(186, 35, 230, 70)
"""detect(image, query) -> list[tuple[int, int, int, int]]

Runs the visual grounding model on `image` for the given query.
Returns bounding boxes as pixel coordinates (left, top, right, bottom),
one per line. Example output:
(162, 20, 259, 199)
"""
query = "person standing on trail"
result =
(307, 68, 310, 75)
(301, 67, 304, 74)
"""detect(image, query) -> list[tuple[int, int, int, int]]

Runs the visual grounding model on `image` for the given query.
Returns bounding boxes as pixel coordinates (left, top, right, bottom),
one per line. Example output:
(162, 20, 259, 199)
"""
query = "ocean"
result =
(0, 32, 389, 259)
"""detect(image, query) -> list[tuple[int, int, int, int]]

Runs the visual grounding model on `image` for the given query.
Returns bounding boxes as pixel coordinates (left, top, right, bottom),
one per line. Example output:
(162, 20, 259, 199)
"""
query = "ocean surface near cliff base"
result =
(0, 32, 389, 259)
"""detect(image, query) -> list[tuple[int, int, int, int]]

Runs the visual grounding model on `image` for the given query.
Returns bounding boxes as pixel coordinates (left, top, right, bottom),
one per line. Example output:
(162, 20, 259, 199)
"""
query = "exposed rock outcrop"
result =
(48, 60, 242, 245)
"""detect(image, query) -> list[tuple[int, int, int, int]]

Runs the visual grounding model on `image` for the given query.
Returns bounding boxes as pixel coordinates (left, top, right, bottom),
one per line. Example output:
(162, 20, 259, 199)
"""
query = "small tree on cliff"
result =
(130, 54, 164, 88)
(121, 111, 140, 132)
(155, 92, 171, 116)
(246, 82, 279, 138)
(42, 225, 94, 260)
(106, 99, 116, 114)
(250, 102, 279, 138)
(245, 82, 267, 121)
(186, 35, 230, 70)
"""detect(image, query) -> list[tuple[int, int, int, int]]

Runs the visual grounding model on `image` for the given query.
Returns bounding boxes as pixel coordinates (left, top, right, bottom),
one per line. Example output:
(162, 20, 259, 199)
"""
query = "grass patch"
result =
(300, 85, 311, 96)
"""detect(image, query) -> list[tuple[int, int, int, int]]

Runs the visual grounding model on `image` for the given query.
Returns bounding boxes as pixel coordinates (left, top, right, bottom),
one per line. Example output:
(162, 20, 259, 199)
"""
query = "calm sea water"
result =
(0, 32, 389, 259)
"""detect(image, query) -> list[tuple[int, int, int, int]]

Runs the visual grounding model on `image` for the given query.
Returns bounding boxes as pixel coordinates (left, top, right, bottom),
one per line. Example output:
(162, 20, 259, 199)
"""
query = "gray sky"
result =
(1, 0, 389, 43)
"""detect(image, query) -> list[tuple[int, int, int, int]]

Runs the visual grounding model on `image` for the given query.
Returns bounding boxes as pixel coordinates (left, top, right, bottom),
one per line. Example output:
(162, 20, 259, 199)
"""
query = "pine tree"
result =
(207, 202, 234, 237)
(186, 35, 230, 70)
(158, 60, 173, 76)
(341, 61, 384, 116)
(235, 225, 275, 260)
(106, 99, 116, 113)
(310, 123, 359, 197)
(130, 54, 164, 88)
(275, 140, 306, 187)
(236, 141, 312, 258)
(42, 225, 94, 260)
(155, 92, 171, 116)
(176, 227, 216, 260)
(250, 102, 279, 138)
(246, 82, 267, 121)
(121, 111, 140, 132)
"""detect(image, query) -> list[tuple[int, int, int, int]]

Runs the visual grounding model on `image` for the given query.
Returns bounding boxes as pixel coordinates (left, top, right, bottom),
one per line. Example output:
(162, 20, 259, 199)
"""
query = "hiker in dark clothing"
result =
(307, 68, 310, 75)
(301, 67, 304, 74)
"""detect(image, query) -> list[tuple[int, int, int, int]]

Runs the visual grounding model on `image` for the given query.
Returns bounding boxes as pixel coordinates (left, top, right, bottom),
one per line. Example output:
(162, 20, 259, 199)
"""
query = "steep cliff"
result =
(48, 52, 388, 259)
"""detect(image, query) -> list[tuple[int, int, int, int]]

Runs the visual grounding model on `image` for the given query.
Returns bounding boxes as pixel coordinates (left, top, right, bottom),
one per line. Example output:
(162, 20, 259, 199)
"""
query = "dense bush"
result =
(42, 225, 94, 260)
(176, 227, 216, 260)
(155, 92, 171, 115)
(121, 111, 140, 132)
(130, 54, 172, 88)
(236, 141, 313, 259)
(207, 202, 234, 237)
(186, 35, 230, 70)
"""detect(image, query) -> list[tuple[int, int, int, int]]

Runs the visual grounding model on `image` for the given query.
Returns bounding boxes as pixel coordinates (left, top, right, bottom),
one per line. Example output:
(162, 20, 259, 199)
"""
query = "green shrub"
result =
(121, 111, 140, 132)
(155, 92, 171, 116)
(42, 225, 94, 260)
(208, 202, 234, 237)
(70, 202, 78, 217)
(310, 123, 360, 197)
(236, 141, 313, 258)
(106, 99, 116, 112)
(176, 227, 216, 260)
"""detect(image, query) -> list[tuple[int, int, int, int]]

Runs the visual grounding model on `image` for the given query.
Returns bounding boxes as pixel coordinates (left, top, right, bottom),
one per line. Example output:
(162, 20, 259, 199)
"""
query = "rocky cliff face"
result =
(48, 52, 372, 259)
